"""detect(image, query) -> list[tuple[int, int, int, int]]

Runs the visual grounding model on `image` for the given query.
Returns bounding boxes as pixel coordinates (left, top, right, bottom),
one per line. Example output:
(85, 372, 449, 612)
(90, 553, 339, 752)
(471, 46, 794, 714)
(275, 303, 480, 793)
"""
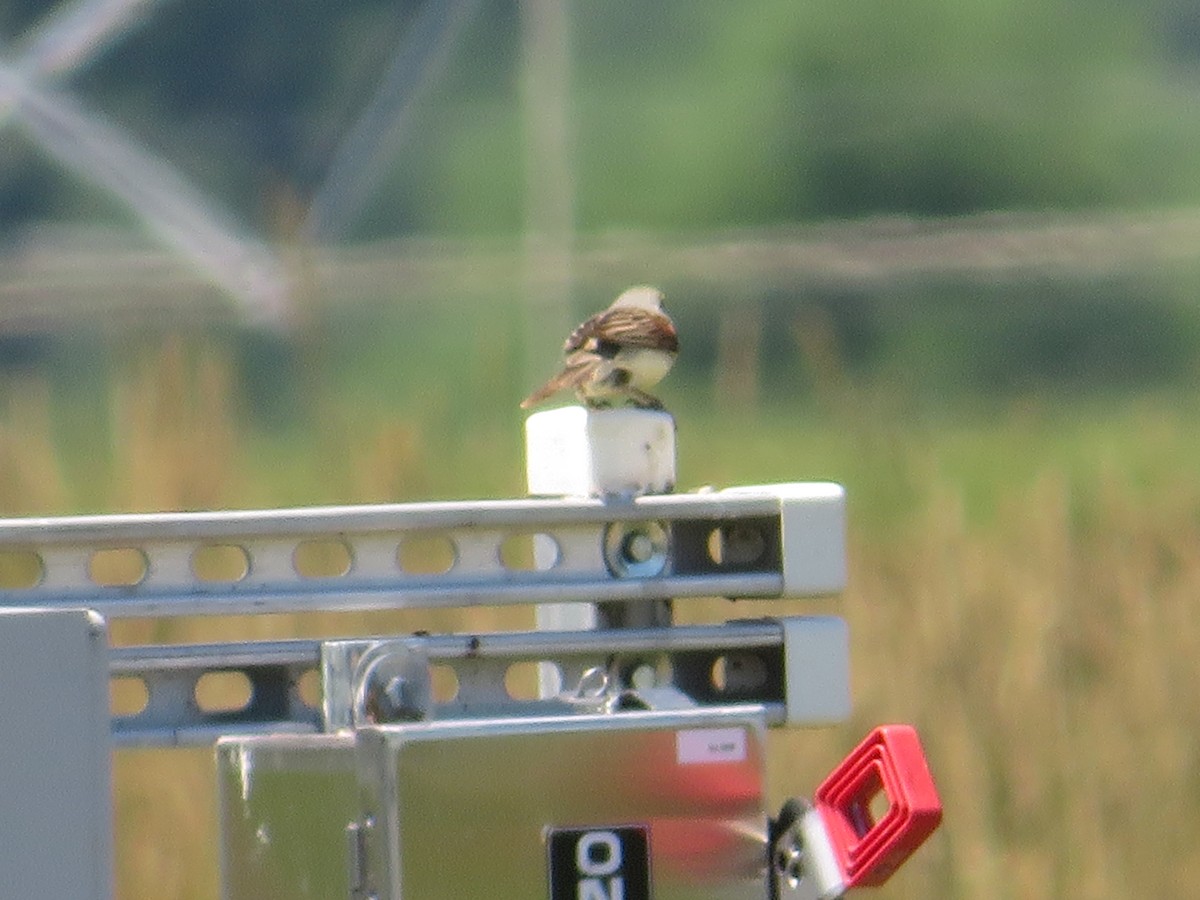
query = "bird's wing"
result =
(563, 311, 605, 353)
(564, 308, 678, 354)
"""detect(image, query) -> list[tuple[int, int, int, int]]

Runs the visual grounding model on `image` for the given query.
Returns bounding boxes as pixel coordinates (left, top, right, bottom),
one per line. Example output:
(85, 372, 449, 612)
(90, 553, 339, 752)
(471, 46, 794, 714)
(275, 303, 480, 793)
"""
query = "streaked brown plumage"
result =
(521, 286, 679, 410)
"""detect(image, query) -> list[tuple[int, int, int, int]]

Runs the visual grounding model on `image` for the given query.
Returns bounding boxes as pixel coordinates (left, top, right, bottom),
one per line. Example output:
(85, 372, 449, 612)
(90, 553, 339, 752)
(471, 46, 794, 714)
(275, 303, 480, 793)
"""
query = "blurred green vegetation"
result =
(4, 0, 1200, 235)
(5, 0, 1200, 429)
(5, 0, 1199, 426)
(9, 259, 1200, 519)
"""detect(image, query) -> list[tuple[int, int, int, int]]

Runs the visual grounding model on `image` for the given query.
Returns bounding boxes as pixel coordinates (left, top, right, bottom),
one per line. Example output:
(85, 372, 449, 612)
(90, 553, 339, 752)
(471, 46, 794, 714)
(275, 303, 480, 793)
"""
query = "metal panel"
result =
(216, 734, 358, 900)
(0, 608, 112, 900)
(356, 708, 770, 900)
(0, 485, 844, 617)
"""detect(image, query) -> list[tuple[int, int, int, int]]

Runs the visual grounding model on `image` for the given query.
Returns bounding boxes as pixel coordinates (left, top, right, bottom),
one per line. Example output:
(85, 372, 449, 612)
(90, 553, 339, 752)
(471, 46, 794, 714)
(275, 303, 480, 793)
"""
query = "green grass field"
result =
(2, 305, 1198, 898)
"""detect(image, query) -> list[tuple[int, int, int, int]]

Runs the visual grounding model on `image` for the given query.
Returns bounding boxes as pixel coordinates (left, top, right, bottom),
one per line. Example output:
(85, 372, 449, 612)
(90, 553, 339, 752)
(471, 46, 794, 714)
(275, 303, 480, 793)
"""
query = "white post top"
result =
(524, 406, 677, 498)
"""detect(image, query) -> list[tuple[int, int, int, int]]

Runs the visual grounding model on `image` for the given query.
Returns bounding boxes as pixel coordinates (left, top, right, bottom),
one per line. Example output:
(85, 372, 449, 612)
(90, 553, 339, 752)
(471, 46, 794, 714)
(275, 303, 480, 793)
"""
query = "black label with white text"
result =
(548, 826, 651, 900)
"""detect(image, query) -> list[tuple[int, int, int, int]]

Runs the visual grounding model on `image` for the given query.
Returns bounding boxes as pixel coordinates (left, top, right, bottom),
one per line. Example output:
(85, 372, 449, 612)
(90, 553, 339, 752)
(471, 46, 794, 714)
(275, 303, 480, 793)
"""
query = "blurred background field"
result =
(8, 265, 1200, 900)
(4, 0, 1200, 897)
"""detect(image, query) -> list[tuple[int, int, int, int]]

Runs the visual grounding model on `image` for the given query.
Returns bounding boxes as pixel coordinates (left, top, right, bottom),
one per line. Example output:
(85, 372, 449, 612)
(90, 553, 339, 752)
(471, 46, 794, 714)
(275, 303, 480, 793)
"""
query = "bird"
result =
(521, 286, 679, 410)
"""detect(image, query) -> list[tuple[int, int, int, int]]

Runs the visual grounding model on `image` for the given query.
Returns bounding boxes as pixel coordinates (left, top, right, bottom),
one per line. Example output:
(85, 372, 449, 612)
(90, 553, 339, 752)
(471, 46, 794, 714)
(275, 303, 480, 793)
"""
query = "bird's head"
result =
(611, 285, 666, 313)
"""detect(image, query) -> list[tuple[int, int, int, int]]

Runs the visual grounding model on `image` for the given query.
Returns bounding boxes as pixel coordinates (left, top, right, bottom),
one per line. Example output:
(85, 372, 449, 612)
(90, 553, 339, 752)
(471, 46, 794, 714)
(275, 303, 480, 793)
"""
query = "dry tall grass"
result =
(838, 458, 1200, 898)
(1, 339, 1197, 898)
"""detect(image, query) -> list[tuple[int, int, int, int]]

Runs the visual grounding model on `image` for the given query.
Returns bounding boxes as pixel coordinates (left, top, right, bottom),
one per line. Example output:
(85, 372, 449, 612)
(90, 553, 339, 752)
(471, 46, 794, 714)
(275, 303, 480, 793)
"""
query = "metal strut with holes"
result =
(0, 485, 847, 745)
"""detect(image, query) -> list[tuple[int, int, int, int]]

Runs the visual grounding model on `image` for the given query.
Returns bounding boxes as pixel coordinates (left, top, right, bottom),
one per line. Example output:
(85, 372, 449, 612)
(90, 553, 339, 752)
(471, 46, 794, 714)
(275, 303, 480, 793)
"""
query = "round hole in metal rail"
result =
(706, 524, 767, 567)
(499, 532, 560, 571)
(110, 676, 149, 716)
(710, 653, 769, 695)
(505, 660, 558, 700)
(293, 539, 353, 578)
(195, 671, 253, 713)
(430, 664, 459, 702)
(0, 548, 43, 588)
(89, 548, 148, 586)
(192, 544, 250, 582)
(397, 533, 457, 575)
(297, 668, 322, 709)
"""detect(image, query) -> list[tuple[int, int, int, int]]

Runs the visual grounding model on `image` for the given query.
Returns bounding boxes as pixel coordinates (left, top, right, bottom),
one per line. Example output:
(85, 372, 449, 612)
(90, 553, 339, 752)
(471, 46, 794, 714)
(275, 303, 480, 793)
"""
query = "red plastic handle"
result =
(814, 725, 942, 887)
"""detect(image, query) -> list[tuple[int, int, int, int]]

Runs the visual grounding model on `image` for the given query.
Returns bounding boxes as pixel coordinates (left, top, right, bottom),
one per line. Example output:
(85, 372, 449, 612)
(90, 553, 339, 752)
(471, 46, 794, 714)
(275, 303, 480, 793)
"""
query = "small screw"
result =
(773, 829, 807, 890)
(355, 645, 432, 725)
(383, 676, 407, 707)
(624, 532, 655, 563)
(371, 675, 425, 722)
(603, 521, 670, 578)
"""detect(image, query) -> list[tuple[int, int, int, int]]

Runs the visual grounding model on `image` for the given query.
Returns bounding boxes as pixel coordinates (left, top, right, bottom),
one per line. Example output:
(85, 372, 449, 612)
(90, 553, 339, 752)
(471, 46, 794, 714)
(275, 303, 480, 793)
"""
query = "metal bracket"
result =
(771, 801, 847, 900)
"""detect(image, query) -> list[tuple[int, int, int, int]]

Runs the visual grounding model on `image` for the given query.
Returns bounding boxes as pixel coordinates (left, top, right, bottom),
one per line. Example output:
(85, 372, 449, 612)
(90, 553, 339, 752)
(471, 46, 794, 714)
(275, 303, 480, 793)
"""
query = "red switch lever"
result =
(813, 725, 942, 887)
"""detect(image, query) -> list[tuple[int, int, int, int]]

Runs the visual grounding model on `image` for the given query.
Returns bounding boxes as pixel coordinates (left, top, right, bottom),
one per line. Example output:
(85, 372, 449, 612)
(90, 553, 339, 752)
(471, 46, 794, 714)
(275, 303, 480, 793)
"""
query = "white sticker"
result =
(676, 727, 747, 765)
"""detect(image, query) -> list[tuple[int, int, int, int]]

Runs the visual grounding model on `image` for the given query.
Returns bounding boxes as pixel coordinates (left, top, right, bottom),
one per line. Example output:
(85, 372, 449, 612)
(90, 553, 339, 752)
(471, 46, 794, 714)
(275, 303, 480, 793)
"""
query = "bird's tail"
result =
(519, 384, 557, 409)
(520, 358, 594, 409)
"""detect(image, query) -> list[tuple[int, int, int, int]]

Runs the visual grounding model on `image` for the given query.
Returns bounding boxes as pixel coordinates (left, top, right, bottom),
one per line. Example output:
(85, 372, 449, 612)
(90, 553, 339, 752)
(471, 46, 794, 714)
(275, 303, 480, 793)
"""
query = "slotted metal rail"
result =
(0, 483, 847, 746)
(0, 485, 844, 618)
(110, 618, 851, 746)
